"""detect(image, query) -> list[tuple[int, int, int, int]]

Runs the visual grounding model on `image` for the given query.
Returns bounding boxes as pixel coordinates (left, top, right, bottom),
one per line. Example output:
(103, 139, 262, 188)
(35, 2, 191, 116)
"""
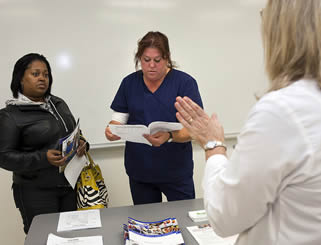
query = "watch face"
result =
(204, 141, 226, 151)
(206, 141, 216, 149)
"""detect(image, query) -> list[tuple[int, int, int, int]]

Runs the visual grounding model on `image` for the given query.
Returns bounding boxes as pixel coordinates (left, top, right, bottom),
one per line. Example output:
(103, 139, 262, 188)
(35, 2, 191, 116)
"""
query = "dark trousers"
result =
(12, 184, 76, 234)
(129, 176, 195, 205)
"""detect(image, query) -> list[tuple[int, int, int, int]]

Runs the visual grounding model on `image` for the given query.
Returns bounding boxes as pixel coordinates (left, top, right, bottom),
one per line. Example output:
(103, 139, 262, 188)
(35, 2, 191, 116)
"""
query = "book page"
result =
(148, 121, 183, 135)
(108, 124, 150, 145)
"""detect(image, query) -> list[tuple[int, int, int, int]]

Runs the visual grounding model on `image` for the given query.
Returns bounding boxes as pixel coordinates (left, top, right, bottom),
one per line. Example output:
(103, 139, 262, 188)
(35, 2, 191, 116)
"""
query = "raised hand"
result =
(175, 96, 224, 148)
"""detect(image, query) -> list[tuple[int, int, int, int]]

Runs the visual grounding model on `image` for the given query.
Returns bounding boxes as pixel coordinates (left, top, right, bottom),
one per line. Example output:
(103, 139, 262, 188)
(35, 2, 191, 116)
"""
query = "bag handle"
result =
(81, 133, 90, 149)
(85, 151, 93, 166)
(80, 134, 92, 166)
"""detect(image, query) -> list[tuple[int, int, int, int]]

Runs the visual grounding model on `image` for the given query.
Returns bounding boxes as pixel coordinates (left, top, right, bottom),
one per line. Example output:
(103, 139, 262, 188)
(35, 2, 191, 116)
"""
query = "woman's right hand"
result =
(105, 122, 121, 141)
(175, 96, 225, 147)
(47, 149, 66, 167)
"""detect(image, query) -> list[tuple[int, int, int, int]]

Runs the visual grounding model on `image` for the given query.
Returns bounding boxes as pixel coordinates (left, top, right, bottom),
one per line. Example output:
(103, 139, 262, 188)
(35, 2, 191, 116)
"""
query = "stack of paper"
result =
(187, 224, 238, 245)
(57, 209, 102, 232)
(124, 217, 184, 245)
(188, 209, 208, 222)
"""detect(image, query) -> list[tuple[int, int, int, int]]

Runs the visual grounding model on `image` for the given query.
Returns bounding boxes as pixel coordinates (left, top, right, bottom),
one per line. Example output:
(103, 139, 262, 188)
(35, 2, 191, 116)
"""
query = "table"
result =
(25, 198, 209, 244)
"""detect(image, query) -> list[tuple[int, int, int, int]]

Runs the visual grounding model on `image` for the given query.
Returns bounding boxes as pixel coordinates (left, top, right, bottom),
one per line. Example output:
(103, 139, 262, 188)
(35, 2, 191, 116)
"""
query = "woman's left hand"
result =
(144, 131, 170, 147)
(77, 139, 87, 156)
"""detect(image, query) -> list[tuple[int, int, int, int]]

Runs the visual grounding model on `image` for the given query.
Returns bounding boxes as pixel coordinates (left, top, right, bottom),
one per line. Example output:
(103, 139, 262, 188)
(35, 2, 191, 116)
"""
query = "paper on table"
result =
(186, 224, 237, 245)
(188, 209, 208, 222)
(129, 231, 184, 245)
(109, 121, 183, 145)
(64, 155, 87, 189)
(57, 209, 102, 232)
(47, 233, 103, 245)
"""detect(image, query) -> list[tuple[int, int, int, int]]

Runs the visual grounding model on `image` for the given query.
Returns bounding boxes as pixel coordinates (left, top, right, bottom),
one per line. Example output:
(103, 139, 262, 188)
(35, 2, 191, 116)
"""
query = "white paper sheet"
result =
(57, 209, 102, 232)
(188, 209, 208, 222)
(64, 155, 87, 189)
(47, 233, 103, 245)
(186, 224, 237, 245)
(109, 121, 182, 145)
(129, 231, 184, 245)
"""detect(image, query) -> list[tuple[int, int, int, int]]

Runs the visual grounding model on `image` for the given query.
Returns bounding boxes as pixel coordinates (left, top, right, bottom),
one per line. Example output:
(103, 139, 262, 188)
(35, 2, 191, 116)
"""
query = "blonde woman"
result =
(175, 0, 321, 244)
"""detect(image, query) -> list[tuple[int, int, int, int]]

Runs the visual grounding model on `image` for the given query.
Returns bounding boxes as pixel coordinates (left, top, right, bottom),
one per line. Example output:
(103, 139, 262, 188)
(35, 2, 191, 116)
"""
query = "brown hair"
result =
(134, 31, 175, 70)
(262, 0, 321, 91)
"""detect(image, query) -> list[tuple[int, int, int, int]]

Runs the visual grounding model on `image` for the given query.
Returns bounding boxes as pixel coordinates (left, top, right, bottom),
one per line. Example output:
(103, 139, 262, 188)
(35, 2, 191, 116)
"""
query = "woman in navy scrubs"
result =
(105, 31, 203, 205)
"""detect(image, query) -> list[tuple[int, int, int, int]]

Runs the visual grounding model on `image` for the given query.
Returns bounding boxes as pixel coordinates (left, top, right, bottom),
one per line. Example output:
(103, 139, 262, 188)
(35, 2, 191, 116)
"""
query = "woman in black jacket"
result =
(0, 53, 88, 234)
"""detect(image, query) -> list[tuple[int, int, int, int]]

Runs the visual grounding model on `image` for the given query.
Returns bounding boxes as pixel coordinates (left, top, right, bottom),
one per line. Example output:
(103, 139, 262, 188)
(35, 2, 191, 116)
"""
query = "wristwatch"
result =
(204, 141, 226, 151)
(167, 132, 173, 143)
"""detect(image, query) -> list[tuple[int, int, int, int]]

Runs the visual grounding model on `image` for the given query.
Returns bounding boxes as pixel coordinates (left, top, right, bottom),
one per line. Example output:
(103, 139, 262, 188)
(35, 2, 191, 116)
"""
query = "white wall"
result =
(0, 1, 267, 243)
(0, 0, 267, 146)
(0, 138, 237, 244)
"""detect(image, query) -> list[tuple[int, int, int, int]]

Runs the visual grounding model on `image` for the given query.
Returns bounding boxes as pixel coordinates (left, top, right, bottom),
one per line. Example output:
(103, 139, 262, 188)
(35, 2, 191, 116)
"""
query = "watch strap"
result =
(167, 131, 173, 143)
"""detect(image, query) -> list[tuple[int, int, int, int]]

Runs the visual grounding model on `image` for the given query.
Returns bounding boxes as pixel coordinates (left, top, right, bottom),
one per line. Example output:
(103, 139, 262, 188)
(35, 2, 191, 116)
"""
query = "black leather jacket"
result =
(0, 95, 77, 187)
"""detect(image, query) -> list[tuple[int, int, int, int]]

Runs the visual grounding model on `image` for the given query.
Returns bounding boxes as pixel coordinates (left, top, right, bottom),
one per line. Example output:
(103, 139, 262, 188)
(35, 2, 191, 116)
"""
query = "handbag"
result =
(76, 152, 109, 210)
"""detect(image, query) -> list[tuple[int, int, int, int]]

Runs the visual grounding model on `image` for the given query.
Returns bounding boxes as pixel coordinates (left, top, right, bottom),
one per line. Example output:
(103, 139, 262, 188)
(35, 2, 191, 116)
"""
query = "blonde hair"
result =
(262, 0, 321, 91)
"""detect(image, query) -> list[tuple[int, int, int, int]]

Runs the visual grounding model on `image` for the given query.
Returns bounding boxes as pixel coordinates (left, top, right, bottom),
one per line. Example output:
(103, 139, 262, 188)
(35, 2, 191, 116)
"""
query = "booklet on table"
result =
(123, 217, 185, 245)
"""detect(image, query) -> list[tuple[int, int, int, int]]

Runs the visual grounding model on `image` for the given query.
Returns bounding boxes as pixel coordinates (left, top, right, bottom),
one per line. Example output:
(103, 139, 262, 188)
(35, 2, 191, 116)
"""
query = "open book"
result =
(109, 121, 183, 146)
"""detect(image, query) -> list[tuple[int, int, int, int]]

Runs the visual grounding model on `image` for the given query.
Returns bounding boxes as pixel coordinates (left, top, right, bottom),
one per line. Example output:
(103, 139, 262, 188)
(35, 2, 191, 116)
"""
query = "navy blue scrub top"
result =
(111, 69, 203, 183)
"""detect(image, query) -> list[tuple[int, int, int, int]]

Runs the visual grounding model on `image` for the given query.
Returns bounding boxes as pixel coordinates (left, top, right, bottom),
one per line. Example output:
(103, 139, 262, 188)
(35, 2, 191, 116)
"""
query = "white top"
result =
(111, 111, 129, 124)
(203, 79, 321, 245)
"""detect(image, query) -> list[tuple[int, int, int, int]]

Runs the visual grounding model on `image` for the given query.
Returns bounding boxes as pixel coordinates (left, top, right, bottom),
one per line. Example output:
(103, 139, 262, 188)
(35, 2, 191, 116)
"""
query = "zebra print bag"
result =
(76, 152, 109, 210)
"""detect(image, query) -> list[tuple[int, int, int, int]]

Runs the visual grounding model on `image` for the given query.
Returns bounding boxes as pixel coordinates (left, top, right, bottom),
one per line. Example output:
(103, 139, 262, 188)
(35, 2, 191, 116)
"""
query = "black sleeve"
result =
(0, 109, 51, 173)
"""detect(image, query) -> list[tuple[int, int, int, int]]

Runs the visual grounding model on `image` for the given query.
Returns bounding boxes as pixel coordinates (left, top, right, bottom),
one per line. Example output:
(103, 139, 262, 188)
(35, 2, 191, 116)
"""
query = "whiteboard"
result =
(0, 0, 268, 146)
